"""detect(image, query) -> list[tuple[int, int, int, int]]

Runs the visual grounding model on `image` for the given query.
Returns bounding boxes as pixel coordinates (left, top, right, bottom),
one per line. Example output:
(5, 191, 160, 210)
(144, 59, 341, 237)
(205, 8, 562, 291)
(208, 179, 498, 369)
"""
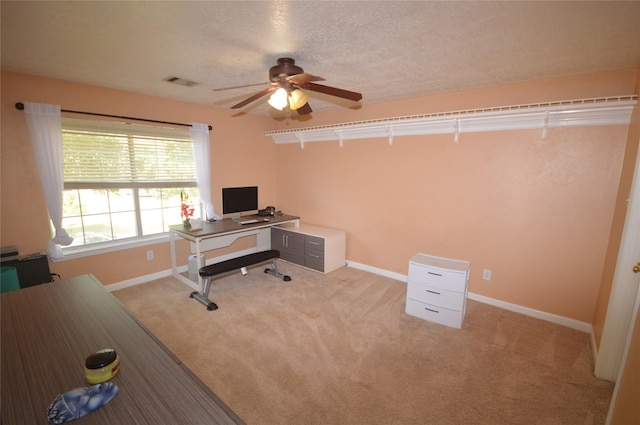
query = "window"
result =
(61, 118, 199, 250)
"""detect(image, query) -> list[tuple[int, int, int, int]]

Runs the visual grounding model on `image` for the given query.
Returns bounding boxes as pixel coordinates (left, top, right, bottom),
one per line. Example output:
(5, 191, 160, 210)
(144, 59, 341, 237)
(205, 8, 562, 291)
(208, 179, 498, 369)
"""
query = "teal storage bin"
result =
(1, 267, 20, 293)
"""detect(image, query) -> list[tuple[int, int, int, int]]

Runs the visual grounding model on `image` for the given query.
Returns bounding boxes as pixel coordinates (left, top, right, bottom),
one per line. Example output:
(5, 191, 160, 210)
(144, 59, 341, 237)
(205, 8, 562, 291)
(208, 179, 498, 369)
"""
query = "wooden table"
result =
(0, 275, 245, 424)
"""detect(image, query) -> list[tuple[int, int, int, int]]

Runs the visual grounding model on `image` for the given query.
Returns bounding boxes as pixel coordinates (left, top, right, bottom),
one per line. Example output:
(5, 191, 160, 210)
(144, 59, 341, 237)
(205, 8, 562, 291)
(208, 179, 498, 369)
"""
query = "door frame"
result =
(606, 285, 640, 423)
(595, 136, 640, 380)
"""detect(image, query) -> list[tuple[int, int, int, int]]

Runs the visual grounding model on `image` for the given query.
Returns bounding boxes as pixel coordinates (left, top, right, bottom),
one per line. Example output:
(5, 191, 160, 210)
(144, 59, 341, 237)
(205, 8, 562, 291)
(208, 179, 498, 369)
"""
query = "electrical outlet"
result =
(146, 250, 154, 260)
(482, 269, 492, 280)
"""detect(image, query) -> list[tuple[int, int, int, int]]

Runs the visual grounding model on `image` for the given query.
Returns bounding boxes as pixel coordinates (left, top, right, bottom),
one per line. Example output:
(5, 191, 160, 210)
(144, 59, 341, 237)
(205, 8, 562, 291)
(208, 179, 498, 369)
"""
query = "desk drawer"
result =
(405, 298, 464, 329)
(305, 235, 324, 252)
(305, 252, 324, 272)
(406, 282, 464, 311)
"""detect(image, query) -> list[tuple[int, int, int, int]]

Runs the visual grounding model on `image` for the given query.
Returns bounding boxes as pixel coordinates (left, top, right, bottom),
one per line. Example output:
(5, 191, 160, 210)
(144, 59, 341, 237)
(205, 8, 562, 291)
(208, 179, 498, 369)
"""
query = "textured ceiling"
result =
(2, 1, 640, 119)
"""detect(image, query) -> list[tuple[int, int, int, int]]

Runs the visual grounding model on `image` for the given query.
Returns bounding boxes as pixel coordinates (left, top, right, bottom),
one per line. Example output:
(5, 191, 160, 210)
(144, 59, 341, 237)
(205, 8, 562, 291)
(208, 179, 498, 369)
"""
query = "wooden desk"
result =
(0, 275, 245, 425)
(169, 214, 299, 290)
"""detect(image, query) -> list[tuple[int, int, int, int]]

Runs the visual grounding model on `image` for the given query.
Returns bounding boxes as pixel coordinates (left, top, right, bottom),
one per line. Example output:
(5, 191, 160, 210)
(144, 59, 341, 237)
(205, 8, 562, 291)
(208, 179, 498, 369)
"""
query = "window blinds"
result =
(61, 118, 196, 188)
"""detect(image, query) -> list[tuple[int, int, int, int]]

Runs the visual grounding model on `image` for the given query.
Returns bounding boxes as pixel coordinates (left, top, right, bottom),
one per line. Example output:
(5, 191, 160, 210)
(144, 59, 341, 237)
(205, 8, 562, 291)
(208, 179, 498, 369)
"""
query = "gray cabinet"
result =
(271, 223, 346, 274)
(272, 227, 305, 265)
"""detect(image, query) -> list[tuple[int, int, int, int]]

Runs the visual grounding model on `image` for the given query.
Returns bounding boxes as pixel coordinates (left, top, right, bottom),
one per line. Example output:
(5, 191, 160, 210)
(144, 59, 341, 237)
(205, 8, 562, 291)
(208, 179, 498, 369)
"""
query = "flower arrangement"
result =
(180, 189, 195, 228)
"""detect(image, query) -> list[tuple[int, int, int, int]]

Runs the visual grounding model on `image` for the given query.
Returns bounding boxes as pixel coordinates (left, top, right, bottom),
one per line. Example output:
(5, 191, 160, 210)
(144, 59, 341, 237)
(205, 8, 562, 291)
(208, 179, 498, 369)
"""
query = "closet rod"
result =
(14, 102, 212, 131)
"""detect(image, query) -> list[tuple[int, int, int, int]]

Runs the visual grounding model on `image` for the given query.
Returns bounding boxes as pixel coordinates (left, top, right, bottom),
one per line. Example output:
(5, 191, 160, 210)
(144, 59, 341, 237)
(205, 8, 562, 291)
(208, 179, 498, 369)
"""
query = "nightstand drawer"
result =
(408, 262, 467, 292)
(406, 282, 465, 311)
(405, 298, 464, 329)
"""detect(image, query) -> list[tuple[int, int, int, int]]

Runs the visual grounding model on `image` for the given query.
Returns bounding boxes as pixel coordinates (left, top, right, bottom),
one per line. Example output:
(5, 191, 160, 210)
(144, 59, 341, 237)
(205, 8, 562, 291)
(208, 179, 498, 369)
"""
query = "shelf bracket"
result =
(264, 96, 637, 145)
(295, 132, 305, 149)
(453, 118, 460, 143)
(541, 111, 550, 140)
(335, 130, 344, 148)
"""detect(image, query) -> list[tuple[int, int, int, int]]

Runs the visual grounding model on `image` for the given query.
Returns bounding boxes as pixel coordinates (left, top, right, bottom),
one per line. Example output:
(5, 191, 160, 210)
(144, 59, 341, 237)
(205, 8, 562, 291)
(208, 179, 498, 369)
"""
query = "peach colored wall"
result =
(273, 69, 639, 129)
(592, 70, 640, 346)
(1, 72, 274, 285)
(1, 69, 636, 324)
(274, 69, 638, 323)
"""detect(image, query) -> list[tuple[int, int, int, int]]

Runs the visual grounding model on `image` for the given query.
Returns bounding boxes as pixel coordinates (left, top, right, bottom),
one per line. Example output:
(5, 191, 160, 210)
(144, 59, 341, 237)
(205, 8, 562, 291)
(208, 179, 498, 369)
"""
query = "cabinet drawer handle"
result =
(427, 271, 442, 277)
(308, 241, 321, 245)
(426, 289, 441, 295)
(309, 254, 321, 259)
(424, 307, 439, 314)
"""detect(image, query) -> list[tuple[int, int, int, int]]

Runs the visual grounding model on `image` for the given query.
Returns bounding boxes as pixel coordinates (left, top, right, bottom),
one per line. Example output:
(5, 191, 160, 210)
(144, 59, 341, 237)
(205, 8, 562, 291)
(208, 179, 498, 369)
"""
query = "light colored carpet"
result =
(113, 262, 613, 425)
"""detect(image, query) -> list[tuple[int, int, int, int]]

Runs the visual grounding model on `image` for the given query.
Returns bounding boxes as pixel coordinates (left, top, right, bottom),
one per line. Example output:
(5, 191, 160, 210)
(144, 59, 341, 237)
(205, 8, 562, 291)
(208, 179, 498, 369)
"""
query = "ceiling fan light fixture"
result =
(229, 58, 361, 113)
(267, 87, 288, 110)
(288, 89, 309, 110)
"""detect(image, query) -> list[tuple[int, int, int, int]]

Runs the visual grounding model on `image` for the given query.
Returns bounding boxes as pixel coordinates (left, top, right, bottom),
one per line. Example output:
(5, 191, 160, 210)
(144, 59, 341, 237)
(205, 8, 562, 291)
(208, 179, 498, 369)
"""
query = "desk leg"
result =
(170, 230, 178, 279)
(170, 230, 199, 291)
(256, 228, 271, 252)
(195, 240, 203, 293)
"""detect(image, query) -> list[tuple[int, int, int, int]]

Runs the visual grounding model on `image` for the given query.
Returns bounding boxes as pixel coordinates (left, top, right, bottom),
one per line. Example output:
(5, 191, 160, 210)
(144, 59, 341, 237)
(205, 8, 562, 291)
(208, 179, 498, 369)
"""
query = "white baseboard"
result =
(106, 248, 260, 293)
(466, 292, 592, 333)
(590, 328, 599, 365)
(346, 260, 407, 282)
(106, 269, 175, 292)
(346, 260, 593, 333)
(109, 258, 592, 334)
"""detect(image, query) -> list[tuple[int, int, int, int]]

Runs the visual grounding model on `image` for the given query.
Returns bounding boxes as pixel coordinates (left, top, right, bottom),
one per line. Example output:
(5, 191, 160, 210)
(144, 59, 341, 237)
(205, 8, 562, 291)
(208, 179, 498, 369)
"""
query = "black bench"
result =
(190, 249, 291, 310)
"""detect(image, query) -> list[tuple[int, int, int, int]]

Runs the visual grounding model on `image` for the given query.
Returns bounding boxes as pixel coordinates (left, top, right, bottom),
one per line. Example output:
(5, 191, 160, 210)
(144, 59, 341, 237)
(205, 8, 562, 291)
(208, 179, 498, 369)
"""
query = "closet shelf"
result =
(264, 95, 637, 147)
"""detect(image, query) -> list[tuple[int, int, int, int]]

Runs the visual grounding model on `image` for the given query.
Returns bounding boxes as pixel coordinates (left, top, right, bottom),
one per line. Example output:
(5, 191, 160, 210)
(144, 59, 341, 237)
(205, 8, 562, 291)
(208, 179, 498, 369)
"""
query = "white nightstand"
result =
(405, 253, 471, 329)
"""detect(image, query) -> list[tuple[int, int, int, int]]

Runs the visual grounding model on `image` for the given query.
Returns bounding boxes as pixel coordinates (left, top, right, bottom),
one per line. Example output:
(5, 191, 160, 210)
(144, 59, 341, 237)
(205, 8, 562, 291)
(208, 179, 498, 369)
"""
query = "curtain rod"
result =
(14, 102, 212, 131)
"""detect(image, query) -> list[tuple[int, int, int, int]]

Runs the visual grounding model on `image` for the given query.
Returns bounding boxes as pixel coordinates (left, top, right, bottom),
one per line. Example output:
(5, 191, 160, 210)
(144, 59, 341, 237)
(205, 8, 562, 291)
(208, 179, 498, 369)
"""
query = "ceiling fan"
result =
(214, 58, 362, 115)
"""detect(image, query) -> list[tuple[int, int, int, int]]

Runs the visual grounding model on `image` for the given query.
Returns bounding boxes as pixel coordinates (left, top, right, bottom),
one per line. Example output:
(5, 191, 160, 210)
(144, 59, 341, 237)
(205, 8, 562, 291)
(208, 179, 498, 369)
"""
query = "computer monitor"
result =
(222, 186, 258, 216)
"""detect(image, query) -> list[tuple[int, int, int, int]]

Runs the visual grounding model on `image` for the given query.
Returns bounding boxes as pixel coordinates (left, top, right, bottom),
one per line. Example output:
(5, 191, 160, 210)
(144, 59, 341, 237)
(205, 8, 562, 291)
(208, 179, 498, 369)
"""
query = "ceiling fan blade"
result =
(301, 82, 362, 102)
(212, 82, 268, 92)
(230, 86, 276, 109)
(287, 73, 325, 84)
(296, 103, 313, 115)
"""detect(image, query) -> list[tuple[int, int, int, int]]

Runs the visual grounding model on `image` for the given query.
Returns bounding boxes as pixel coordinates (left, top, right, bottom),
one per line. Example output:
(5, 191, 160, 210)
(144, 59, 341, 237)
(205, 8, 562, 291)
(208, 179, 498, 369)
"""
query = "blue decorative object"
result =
(46, 382, 119, 423)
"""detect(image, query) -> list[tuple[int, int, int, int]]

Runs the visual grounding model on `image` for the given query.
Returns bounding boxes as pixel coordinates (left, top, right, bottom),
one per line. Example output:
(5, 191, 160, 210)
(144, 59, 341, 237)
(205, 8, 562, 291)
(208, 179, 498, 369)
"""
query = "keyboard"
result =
(234, 216, 270, 225)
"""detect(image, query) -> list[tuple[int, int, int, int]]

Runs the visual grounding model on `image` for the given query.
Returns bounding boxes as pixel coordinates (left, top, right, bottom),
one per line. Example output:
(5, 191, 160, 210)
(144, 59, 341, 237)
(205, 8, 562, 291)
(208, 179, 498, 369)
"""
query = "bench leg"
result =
(191, 255, 290, 310)
(264, 259, 291, 282)
(189, 276, 218, 310)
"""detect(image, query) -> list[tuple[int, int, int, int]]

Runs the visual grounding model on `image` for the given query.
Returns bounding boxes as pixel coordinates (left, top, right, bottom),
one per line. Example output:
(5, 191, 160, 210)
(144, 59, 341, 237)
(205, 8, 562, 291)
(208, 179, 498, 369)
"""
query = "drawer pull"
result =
(309, 254, 321, 259)
(427, 271, 443, 276)
(308, 241, 321, 245)
(424, 307, 440, 314)
(426, 289, 441, 295)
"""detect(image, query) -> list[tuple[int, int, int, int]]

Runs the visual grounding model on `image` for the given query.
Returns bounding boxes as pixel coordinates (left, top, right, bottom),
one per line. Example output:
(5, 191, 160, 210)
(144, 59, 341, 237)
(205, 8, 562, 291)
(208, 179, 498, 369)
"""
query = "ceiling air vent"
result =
(164, 76, 199, 87)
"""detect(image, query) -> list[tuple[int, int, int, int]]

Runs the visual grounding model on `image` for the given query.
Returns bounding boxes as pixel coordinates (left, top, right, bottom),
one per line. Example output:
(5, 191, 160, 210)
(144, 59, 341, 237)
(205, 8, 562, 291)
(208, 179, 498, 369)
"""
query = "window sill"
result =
(55, 234, 170, 262)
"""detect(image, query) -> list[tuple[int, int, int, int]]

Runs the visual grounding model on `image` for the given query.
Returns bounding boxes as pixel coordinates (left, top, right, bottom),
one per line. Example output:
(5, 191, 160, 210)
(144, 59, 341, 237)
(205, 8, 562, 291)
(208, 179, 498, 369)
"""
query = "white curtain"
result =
(190, 123, 219, 220)
(23, 102, 73, 259)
